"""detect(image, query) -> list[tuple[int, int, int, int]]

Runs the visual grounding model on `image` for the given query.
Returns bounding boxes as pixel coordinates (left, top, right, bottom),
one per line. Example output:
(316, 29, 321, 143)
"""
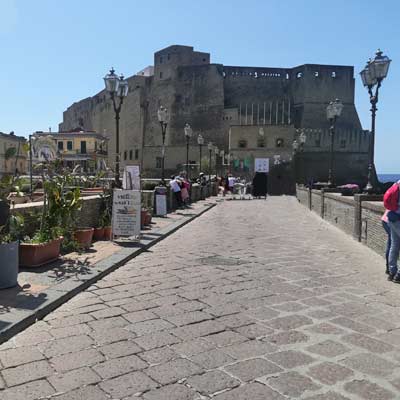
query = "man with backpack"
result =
(383, 181, 400, 282)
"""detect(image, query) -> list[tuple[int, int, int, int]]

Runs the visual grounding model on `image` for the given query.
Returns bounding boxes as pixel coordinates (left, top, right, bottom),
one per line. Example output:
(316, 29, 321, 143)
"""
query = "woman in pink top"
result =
(382, 209, 391, 275)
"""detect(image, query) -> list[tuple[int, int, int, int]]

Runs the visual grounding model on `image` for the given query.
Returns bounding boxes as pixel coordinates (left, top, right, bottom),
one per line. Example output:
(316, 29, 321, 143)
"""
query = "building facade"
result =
(59, 45, 369, 184)
(32, 130, 108, 173)
(0, 132, 28, 177)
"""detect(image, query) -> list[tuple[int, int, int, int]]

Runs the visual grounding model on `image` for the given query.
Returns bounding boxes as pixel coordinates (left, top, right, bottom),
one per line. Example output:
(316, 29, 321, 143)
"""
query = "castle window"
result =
(340, 139, 346, 148)
(159, 72, 163, 79)
(332, 71, 336, 78)
(159, 56, 163, 64)
(296, 72, 303, 79)
(286, 73, 290, 80)
(124, 151, 127, 161)
(238, 139, 247, 148)
(167, 54, 170, 60)
(314, 71, 319, 77)
(202, 58, 206, 62)
(257, 138, 266, 148)
(156, 157, 162, 168)
(276, 138, 284, 148)
(315, 138, 321, 147)
(129, 150, 133, 160)
(135, 149, 139, 159)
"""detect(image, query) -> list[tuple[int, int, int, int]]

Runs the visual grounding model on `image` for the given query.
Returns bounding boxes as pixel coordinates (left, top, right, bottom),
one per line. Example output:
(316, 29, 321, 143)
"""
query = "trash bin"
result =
(154, 186, 167, 216)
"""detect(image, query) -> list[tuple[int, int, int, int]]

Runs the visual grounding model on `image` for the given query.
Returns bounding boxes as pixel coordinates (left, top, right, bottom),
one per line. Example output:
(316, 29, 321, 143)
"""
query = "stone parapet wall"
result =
(296, 185, 386, 258)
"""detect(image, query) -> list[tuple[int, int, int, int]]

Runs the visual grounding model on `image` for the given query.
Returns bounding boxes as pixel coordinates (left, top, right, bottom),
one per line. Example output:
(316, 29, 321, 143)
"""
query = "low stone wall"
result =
(296, 185, 386, 258)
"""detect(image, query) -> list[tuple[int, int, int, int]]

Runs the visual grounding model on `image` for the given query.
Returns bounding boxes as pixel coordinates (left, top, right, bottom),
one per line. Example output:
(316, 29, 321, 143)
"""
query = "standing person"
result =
(170, 175, 183, 209)
(252, 172, 268, 199)
(180, 173, 190, 206)
(384, 181, 400, 282)
(228, 174, 236, 194)
(382, 209, 391, 275)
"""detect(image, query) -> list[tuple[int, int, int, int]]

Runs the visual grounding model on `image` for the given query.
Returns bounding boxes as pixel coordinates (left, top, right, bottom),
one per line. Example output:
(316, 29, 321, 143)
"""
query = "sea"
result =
(378, 174, 400, 183)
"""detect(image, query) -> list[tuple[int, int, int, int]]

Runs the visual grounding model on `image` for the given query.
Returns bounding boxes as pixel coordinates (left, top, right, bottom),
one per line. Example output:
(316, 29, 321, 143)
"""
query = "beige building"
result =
(32, 130, 109, 173)
(0, 132, 28, 177)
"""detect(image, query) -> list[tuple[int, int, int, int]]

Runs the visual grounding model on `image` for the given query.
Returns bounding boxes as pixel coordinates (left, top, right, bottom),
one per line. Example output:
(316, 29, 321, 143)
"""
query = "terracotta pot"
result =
(93, 227, 105, 241)
(144, 212, 152, 226)
(141, 209, 147, 229)
(74, 227, 94, 249)
(103, 226, 112, 240)
(19, 237, 62, 268)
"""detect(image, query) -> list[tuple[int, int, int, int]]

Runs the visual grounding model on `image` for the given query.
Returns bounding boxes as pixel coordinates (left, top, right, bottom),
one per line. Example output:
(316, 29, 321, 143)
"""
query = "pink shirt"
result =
(382, 210, 389, 223)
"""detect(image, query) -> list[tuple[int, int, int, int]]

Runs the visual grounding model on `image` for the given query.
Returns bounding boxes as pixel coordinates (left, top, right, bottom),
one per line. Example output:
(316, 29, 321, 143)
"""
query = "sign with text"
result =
(255, 158, 269, 173)
(123, 165, 141, 190)
(112, 189, 141, 237)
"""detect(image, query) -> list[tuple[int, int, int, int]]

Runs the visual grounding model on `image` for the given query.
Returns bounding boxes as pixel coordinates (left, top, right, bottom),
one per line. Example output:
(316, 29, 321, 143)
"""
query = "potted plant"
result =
(93, 225, 105, 241)
(73, 227, 94, 249)
(20, 165, 82, 267)
(100, 187, 112, 240)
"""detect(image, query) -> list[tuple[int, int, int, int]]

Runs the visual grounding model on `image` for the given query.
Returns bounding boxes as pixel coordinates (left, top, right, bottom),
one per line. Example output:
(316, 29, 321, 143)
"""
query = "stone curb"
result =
(0, 202, 216, 344)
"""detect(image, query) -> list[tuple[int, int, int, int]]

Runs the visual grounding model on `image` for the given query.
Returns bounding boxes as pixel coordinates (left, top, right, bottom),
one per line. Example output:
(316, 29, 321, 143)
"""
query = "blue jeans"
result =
(382, 220, 391, 268)
(388, 220, 400, 275)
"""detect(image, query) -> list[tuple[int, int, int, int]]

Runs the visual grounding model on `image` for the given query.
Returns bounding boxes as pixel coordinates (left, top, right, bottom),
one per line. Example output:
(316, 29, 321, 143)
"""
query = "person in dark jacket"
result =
(252, 172, 268, 198)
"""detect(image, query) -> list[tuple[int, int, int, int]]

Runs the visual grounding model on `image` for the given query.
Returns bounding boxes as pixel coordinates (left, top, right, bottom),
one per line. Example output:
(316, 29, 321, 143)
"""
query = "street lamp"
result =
(197, 134, 204, 173)
(208, 142, 213, 183)
(214, 146, 219, 178)
(157, 106, 169, 185)
(326, 99, 343, 186)
(360, 49, 391, 192)
(104, 68, 129, 188)
(184, 123, 192, 178)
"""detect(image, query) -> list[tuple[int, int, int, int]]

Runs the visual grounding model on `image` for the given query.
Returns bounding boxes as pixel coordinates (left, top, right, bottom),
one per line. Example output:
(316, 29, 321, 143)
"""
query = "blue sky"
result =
(0, 0, 398, 173)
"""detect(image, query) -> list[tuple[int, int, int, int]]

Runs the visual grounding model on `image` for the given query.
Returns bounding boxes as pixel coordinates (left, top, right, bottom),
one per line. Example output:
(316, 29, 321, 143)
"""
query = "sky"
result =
(0, 0, 399, 173)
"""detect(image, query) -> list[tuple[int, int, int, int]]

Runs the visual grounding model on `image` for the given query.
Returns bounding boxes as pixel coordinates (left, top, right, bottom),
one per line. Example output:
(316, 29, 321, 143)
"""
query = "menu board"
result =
(112, 189, 141, 237)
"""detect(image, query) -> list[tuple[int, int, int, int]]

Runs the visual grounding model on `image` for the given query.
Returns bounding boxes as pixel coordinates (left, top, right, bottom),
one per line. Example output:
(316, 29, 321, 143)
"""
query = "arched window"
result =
(238, 139, 247, 148)
(276, 138, 284, 148)
(257, 138, 266, 148)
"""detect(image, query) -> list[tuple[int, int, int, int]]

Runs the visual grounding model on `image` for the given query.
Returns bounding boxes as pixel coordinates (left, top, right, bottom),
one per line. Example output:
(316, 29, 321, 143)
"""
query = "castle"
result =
(59, 45, 369, 186)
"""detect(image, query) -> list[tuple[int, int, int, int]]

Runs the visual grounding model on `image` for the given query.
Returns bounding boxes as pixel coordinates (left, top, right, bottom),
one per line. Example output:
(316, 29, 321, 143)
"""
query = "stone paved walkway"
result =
(1, 197, 400, 399)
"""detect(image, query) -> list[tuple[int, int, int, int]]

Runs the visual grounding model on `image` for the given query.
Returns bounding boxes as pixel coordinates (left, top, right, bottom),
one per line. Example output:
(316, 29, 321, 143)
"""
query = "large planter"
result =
(103, 226, 112, 240)
(93, 227, 105, 241)
(144, 212, 152, 226)
(19, 237, 62, 268)
(0, 242, 19, 289)
(74, 227, 94, 249)
(0, 200, 10, 227)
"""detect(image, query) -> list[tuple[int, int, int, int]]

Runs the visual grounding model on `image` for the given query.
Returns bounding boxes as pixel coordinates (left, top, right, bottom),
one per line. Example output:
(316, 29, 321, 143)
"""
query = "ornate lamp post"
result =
(219, 149, 225, 176)
(360, 49, 391, 192)
(214, 146, 219, 178)
(197, 134, 204, 173)
(326, 99, 343, 186)
(208, 142, 213, 183)
(104, 68, 129, 188)
(184, 123, 192, 178)
(157, 106, 169, 185)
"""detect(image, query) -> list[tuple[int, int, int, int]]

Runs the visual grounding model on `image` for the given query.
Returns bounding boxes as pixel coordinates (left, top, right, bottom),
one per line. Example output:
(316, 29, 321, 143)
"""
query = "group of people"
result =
(169, 172, 191, 209)
(218, 174, 238, 196)
(382, 180, 400, 282)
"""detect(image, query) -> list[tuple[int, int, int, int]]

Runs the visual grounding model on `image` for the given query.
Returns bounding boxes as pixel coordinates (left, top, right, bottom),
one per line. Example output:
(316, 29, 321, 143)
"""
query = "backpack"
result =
(383, 184, 400, 212)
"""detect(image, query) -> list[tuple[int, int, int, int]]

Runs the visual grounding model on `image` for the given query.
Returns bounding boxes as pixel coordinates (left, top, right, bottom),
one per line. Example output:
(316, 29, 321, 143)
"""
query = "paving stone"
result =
(146, 358, 204, 385)
(88, 315, 129, 330)
(171, 338, 215, 356)
(51, 348, 105, 372)
(93, 354, 148, 379)
(164, 311, 212, 327)
(2, 359, 54, 387)
(306, 340, 350, 357)
(307, 322, 346, 335)
(264, 314, 313, 330)
(330, 317, 376, 334)
(190, 348, 235, 369)
(246, 307, 280, 320)
(123, 310, 158, 323)
(342, 333, 394, 353)
(143, 383, 199, 400)
(222, 339, 277, 359)
(307, 362, 353, 385)
(0, 346, 44, 368)
(187, 370, 240, 395)
(139, 346, 178, 364)
(51, 385, 109, 399)
(206, 303, 243, 317)
(303, 392, 351, 400)
(99, 371, 158, 398)
(89, 327, 136, 345)
(13, 330, 53, 347)
(0, 379, 55, 400)
(344, 379, 395, 400)
(127, 318, 175, 336)
(342, 353, 397, 377)
(48, 366, 101, 392)
(265, 330, 309, 345)
(99, 340, 142, 358)
(266, 349, 315, 368)
(38, 334, 94, 357)
(171, 320, 226, 340)
(90, 306, 126, 319)
(213, 382, 286, 400)
(217, 313, 254, 328)
(47, 313, 94, 329)
(204, 331, 248, 347)
(134, 331, 180, 350)
(266, 371, 320, 398)
(225, 358, 282, 381)
(234, 323, 274, 339)
(49, 323, 91, 339)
